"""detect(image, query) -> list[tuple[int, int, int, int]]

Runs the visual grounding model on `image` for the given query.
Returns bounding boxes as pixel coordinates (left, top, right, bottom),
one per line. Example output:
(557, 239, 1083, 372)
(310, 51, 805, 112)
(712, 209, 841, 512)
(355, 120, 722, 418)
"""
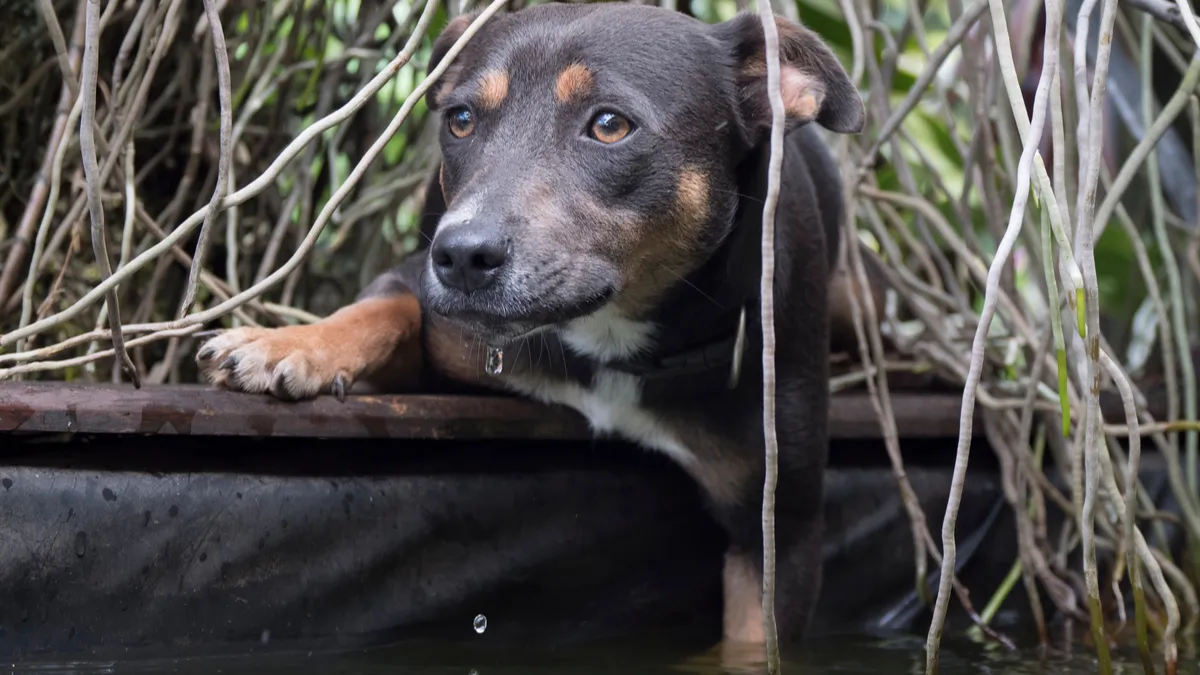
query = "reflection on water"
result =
(2, 635, 1196, 675)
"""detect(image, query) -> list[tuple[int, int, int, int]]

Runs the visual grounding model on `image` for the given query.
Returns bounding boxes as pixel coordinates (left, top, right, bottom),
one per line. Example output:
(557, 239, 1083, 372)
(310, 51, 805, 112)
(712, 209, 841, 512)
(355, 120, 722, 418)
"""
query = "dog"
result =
(196, 1, 865, 650)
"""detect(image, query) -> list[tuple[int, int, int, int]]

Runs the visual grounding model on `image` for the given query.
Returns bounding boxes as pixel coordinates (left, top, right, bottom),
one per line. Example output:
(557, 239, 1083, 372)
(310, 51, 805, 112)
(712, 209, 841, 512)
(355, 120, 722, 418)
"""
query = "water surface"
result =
(5, 635, 1194, 675)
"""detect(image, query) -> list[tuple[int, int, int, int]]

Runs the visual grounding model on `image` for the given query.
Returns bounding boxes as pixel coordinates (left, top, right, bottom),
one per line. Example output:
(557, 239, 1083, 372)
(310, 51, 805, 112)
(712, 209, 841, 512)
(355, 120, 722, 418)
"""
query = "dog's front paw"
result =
(196, 326, 353, 401)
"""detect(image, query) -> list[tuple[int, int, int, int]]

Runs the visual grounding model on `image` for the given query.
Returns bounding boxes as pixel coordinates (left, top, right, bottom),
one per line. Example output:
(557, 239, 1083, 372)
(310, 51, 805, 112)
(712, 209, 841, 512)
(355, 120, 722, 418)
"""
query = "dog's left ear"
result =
(711, 13, 865, 134)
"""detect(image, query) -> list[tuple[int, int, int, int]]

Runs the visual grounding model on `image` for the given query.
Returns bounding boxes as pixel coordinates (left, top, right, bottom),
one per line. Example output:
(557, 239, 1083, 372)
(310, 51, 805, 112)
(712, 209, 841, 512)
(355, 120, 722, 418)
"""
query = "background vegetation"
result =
(2, 0, 1200, 671)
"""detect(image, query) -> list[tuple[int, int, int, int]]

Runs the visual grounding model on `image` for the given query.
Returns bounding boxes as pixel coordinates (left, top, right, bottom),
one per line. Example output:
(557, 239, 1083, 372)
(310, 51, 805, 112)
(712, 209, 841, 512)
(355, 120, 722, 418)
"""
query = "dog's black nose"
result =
(430, 226, 509, 293)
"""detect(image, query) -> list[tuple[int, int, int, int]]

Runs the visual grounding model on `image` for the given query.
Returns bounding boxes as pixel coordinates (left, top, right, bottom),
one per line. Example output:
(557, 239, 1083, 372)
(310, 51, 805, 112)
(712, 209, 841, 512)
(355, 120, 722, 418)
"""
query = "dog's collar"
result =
(604, 302, 751, 393)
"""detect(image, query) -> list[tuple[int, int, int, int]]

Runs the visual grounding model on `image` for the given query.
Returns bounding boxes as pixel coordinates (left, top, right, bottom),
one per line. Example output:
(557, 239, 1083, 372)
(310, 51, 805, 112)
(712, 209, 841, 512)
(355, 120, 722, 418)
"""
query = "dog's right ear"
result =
(710, 13, 864, 134)
(427, 11, 481, 110)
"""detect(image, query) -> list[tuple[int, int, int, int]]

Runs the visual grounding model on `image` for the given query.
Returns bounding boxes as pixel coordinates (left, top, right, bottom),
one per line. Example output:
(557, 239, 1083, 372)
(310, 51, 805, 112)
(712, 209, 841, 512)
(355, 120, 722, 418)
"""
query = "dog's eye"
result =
(446, 107, 475, 139)
(588, 111, 633, 144)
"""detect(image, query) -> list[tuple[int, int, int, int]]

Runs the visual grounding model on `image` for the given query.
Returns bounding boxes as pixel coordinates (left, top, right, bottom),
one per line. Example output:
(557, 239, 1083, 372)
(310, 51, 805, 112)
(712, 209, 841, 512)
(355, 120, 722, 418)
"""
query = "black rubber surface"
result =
(0, 432, 1097, 662)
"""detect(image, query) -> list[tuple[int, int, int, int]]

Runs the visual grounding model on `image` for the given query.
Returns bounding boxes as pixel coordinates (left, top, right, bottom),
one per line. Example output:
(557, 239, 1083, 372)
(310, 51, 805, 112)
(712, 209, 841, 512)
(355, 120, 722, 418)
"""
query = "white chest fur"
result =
(503, 307, 699, 470)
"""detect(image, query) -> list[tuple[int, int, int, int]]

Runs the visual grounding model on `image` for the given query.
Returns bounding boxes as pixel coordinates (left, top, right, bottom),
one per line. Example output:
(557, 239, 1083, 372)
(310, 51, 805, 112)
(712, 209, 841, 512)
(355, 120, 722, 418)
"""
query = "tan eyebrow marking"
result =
(476, 69, 510, 110)
(555, 63, 594, 104)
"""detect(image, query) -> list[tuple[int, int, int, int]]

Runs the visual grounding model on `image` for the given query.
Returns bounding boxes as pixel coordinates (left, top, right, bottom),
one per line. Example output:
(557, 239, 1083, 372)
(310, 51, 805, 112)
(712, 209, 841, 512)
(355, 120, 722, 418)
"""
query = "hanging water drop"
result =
(485, 347, 503, 376)
(473, 614, 488, 634)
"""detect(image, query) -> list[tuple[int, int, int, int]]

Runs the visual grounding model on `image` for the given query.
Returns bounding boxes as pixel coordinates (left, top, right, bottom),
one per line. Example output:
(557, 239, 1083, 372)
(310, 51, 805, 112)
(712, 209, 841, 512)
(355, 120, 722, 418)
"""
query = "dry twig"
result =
(178, 0, 235, 318)
(78, 0, 138, 387)
(755, 1, 785, 671)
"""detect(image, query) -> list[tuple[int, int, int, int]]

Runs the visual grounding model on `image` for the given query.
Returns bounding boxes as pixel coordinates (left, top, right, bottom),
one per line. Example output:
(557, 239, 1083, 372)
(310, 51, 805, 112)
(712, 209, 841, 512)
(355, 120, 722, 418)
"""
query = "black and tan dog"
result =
(196, 1, 865, 649)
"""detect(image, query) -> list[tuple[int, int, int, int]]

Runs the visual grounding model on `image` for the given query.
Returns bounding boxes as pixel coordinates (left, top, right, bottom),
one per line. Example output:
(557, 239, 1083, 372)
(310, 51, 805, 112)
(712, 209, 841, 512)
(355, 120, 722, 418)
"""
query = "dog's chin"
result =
(469, 322, 553, 347)
(425, 286, 617, 346)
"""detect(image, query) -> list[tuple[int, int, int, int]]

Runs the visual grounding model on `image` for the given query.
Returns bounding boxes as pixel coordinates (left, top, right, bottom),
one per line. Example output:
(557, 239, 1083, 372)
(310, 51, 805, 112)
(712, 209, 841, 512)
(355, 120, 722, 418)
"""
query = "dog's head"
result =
(420, 2, 863, 344)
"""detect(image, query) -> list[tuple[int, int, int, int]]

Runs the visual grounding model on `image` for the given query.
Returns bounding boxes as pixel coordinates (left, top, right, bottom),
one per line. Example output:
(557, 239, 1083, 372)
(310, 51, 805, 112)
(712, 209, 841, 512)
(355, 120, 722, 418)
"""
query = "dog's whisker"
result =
(555, 335, 570, 381)
(707, 185, 766, 204)
(656, 263, 723, 308)
(512, 338, 527, 374)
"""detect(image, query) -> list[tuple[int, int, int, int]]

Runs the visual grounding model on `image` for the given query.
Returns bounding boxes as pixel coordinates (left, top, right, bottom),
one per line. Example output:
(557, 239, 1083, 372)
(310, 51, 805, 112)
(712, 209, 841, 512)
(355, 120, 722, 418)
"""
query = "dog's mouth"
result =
(424, 283, 617, 346)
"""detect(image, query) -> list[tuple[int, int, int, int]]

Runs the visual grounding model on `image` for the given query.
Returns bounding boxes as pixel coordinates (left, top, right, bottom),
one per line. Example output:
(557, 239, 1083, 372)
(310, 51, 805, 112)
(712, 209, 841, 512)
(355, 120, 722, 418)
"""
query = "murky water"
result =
(4, 635, 1197, 675)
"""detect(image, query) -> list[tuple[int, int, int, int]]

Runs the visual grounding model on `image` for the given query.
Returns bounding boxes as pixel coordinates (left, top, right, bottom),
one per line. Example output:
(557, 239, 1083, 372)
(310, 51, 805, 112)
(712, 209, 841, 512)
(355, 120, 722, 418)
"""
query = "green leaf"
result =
(1058, 348, 1071, 436)
(1076, 288, 1086, 338)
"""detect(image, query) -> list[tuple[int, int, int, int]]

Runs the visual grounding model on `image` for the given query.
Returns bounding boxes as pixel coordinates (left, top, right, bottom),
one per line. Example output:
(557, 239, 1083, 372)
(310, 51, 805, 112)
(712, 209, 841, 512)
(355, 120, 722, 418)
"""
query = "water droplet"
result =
(473, 614, 487, 634)
(74, 531, 88, 558)
(260, 629, 271, 645)
(485, 347, 503, 376)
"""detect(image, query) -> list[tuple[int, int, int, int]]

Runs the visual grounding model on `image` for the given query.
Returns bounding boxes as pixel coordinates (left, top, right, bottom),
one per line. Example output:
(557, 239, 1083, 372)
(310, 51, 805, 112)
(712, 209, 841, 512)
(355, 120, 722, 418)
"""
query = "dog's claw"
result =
(270, 369, 291, 400)
(196, 344, 215, 363)
(219, 356, 238, 371)
(332, 374, 347, 402)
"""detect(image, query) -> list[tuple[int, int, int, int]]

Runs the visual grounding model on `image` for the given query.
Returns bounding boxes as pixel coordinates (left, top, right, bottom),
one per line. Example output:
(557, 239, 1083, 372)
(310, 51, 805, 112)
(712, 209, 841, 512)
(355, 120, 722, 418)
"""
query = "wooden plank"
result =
(829, 391, 979, 440)
(0, 381, 980, 441)
(0, 381, 590, 440)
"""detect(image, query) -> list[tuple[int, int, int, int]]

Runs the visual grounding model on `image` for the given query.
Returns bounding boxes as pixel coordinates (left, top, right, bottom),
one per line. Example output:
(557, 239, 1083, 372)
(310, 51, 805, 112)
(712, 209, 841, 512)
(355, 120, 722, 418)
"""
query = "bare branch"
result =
(78, 0, 139, 387)
(755, 0, 785, 670)
(178, 0, 234, 318)
(34, 0, 80, 102)
(925, 0, 1066, 668)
